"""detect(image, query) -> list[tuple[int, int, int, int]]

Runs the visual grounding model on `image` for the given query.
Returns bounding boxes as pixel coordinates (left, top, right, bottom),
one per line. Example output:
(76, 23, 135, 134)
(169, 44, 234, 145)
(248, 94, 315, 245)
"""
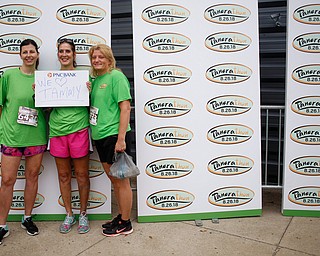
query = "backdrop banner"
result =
(282, 0, 320, 217)
(132, 0, 262, 222)
(0, 0, 111, 221)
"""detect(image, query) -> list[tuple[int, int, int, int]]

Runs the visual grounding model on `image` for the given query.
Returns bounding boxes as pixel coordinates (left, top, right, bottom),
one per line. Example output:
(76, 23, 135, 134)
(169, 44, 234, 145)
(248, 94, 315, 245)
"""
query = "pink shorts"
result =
(49, 128, 89, 158)
(1, 144, 46, 157)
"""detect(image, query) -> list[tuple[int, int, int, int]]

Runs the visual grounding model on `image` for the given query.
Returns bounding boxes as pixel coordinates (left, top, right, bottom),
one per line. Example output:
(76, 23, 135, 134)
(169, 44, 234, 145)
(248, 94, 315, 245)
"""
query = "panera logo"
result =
(146, 190, 194, 210)
(143, 32, 190, 53)
(291, 96, 320, 116)
(0, 33, 41, 54)
(208, 155, 254, 176)
(56, 4, 105, 25)
(289, 156, 320, 176)
(146, 158, 193, 179)
(293, 33, 320, 53)
(293, 4, 320, 25)
(290, 125, 320, 145)
(206, 63, 252, 84)
(292, 64, 320, 85)
(145, 126, 193, 147)
(144, 96, 192, 118)
(0, 4, 41, 25)
(288, 187, 320, 206)
(207, 124, 253, 144)
(58, 33, 106, 54)
(72, 159, 104, 178)
(11, 190, 44, 210)
(141, 4, 190, 25)
(204, 4, 250, 24)
(208, 187, 254, 207)
(207, 95, 252, 116)
(58, 190, 107, 209)
(205, 32, 251, 52)
(143, 65, 191, 86)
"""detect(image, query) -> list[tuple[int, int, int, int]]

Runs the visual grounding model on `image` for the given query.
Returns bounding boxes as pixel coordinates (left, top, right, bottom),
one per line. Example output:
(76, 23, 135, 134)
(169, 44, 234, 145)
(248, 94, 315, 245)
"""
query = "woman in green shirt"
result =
(0, 39, 47, 244)
(88, 44, 133, 237)
(49, 39, 90, 234)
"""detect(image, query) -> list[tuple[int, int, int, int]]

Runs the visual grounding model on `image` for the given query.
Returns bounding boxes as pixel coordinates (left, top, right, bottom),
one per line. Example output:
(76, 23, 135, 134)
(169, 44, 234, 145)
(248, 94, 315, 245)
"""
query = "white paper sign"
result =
(35, 70, 89, 107)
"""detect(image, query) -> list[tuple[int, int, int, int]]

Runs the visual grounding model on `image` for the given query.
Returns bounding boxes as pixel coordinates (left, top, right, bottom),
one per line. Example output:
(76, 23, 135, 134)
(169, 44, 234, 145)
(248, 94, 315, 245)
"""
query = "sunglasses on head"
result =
(57, 38, 74, 45)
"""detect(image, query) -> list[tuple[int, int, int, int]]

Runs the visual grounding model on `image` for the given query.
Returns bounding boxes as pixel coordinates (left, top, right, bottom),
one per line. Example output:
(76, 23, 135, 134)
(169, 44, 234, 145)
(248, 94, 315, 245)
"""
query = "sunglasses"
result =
(57, 38, 74, 45)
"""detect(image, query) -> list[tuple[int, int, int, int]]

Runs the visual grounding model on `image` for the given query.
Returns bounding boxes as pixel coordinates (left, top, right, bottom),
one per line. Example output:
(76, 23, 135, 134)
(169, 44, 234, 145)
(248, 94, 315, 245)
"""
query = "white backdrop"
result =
(133, 0, 262, 222)
(0, 0, 111, 221)
(282, 0, 320, 217)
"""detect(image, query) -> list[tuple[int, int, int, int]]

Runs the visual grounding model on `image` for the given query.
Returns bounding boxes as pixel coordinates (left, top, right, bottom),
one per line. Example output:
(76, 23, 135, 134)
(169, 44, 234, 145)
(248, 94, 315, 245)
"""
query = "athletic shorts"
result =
(49, 128, 90, 159)
(1, 144, 46, 157)
(94, 132, 132, 164)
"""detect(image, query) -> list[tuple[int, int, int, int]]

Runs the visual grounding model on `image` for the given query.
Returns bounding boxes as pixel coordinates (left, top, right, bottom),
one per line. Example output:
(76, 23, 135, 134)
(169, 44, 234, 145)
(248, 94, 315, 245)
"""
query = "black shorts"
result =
(94, 132, 132, 164)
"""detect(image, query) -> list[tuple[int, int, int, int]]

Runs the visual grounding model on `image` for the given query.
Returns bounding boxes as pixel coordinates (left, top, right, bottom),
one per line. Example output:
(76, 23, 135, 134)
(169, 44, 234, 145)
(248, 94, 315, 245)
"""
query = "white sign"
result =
(35, 70, 89, 107)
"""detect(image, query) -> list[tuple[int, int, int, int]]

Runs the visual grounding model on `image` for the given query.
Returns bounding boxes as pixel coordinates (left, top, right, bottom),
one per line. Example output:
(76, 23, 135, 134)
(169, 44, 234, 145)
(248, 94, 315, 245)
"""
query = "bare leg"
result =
(73, 155, 90, 213)
(102, 163, 132, 220)
(55, 157, 73, 215)
(24, 153, 44, 216)
(0, 155, 21, 224)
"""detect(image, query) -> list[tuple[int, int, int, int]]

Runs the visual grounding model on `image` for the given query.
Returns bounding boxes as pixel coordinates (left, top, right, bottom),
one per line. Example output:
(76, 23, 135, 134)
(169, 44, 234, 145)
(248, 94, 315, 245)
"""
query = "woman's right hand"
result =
(86, 81, 92, 92)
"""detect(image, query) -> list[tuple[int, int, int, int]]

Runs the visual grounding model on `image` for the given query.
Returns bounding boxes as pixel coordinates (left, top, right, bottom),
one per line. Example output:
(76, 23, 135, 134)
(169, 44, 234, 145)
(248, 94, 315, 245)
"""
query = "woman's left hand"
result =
(115, 139, 126, 153)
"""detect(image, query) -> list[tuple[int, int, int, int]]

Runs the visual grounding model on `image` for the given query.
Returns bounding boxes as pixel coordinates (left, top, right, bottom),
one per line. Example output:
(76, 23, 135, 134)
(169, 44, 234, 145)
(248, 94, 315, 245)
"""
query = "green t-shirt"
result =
(0, 68, 47, 147)
(90, 69, 131, 140)
(49, 106, 89, 137)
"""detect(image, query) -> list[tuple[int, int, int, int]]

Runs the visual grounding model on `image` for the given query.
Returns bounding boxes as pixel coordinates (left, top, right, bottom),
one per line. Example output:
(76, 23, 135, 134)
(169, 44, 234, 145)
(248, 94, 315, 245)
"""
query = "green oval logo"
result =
(205, 32, 251, 52)
(144, 96, 192, 118)
(146, 190, 194, 210)
(145, 126, 193, 147)
(208, 186, 254, 207)
(146, 158, 193, 179)
(207, 124, 253, 144)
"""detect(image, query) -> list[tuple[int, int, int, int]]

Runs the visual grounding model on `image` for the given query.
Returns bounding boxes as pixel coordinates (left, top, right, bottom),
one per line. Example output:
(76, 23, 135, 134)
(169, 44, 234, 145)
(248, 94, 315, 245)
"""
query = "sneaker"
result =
(102, 214, 121, 229)
(0, 226, 10, 245)
(21, 217, 39, 236)
(59, 215, 76, 234)
(77, 212, 90, 234)
(102, 219, 133, 237)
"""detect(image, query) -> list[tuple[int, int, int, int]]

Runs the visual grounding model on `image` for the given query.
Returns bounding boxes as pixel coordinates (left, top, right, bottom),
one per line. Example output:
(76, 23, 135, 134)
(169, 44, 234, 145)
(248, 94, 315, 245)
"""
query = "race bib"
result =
(17, 106, 38, 127)
(89, 106, 99, 126)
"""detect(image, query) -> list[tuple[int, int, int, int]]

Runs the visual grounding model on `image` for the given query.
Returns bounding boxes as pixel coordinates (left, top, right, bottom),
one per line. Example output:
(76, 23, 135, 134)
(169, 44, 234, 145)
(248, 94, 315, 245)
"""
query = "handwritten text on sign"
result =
(35, 70, 89, 107)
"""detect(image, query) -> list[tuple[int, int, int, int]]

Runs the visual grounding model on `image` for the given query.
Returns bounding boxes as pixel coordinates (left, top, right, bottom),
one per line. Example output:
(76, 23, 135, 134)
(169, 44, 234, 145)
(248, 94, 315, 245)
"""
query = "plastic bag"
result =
(109, 152, 140, 179)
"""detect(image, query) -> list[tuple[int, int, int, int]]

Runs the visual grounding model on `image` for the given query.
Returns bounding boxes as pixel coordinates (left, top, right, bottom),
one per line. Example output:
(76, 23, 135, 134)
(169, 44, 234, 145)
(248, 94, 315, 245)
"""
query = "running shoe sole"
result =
(102, 228, 133, 237)
(21, 224, 39, 236)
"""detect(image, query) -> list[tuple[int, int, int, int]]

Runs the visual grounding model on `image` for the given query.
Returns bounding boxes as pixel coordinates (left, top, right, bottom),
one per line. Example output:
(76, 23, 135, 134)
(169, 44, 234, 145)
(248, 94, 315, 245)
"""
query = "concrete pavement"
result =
(1, 188, 319, 256)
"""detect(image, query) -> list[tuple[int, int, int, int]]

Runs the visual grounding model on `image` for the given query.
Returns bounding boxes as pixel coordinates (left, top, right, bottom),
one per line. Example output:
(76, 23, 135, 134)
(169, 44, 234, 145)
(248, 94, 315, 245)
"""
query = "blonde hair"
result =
(88, 44, 116, 77)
